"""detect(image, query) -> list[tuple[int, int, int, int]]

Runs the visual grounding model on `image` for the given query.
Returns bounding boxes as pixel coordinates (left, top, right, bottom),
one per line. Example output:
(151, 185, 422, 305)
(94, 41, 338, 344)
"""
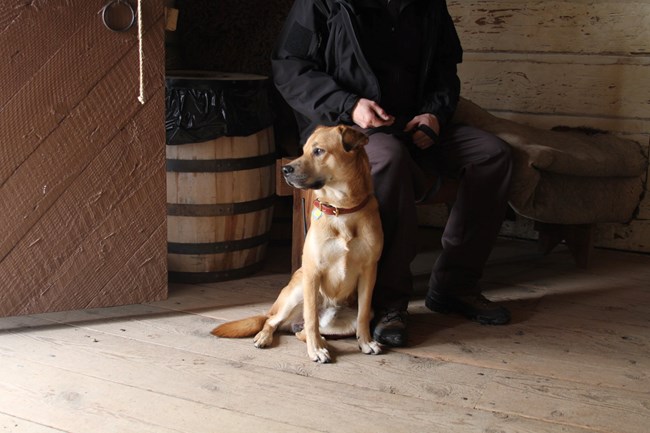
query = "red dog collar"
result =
(313, 196, 372, 217)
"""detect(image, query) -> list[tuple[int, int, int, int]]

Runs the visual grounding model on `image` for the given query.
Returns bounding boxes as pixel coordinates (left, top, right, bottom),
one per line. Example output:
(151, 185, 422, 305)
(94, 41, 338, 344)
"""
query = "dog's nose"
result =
(282, 165, 294, 176)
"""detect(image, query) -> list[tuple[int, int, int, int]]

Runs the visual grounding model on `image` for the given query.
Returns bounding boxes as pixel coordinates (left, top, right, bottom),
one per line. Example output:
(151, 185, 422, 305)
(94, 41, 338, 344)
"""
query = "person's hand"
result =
(351, 98, 395, 129)
(405, 113, 440, 149)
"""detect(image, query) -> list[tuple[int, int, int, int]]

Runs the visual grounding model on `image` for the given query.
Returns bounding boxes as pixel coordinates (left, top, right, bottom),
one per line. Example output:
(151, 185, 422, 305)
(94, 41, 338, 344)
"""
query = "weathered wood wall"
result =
(0, 1, 167, 317)
(422, 1, 650, 252)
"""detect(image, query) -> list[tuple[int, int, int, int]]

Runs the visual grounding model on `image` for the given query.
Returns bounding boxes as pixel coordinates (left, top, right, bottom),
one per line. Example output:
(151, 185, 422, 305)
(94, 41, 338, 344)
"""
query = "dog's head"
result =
(281, 125, 369, 190)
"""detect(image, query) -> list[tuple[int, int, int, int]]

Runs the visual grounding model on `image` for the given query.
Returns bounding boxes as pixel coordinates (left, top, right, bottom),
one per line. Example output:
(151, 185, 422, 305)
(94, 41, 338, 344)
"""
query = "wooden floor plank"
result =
(0, 237, 648, 432)
(20, 306, 492, 407)
(1, 315, 594, 433)
(1, 317, 486, 409)
(40, 256, 647, 393)
(476, 376, 650, 433)
(0, 411, 65, 433)
(399, 305, 649, 393)
(30, 300, 647, 432)
(159, 278, 650, 391)
(0, 353, 314, 433)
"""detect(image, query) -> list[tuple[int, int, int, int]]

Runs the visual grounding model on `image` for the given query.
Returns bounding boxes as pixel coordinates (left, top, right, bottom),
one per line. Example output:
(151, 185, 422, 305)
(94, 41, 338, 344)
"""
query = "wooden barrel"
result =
(166, 127, 276, 282)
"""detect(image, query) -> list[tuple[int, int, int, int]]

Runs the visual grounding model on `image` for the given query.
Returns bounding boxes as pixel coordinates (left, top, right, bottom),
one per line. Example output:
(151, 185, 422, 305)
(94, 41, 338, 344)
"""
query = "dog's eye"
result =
(312, 148, 325, 156)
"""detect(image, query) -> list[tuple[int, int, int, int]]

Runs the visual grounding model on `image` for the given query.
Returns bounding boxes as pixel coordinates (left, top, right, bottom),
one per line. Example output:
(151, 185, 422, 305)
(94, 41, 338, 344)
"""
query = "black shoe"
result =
(425, 291, 511, 325)
(372, 310, 408, 347)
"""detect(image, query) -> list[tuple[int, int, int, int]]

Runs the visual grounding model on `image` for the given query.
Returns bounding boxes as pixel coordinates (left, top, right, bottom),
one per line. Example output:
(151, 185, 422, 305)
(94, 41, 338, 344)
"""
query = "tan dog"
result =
(211, 125, 383, 363)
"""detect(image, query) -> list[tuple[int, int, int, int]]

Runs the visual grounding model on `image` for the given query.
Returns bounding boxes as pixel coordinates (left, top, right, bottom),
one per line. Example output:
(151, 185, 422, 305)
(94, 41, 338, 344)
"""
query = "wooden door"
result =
(0, 1, 167, 317)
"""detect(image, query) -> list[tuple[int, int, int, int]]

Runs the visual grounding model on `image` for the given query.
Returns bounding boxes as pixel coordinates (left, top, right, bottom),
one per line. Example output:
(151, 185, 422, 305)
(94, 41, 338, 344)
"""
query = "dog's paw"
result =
(359, 339, 382, 355)
(253, 330, 273, 348)
(308, 346, 331, 363)
(307, 339, 331, 363)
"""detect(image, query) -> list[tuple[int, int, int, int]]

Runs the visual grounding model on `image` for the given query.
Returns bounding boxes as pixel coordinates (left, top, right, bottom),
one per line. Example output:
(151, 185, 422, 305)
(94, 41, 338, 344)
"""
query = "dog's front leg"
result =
(357, 263, 382, 355)
(303, 272, 331, 363)
(254, 272, 304, 348)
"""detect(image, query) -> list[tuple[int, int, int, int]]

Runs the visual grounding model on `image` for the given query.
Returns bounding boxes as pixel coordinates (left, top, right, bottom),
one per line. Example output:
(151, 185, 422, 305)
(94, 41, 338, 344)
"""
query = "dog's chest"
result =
(311, 215, 377, 261)
(317, 219, 362, 255)
(317, 231, 370, 289)
(321, 235, 360, 263)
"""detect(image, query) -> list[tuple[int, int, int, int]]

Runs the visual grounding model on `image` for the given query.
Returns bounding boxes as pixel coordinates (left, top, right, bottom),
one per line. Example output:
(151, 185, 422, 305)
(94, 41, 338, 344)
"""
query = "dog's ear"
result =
(339, 126, 369, 152)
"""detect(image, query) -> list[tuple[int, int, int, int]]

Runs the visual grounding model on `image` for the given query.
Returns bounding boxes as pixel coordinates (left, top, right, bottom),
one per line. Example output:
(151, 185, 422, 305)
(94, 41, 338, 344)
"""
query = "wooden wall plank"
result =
(492, 111, 649, 145)
(449, 0, 650, 55)
(498, 217, 650, 254)
(0, 3, 166, 317)
(0, 49, 165, 316)
(0, 1, 99, 107)
(97, 223, 168, 308)
(0, 16, 164, 262)
(0, 0, 34, 33)
(0, 0, 161, 185)
(634, 143, 648, 222)
(0, 90, 165, 316)
(459, 53, 650, 120)
(594, 220, 650, 251)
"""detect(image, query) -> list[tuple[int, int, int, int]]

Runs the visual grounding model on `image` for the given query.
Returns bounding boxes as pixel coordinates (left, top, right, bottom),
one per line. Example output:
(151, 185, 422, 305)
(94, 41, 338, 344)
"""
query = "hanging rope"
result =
(137, 0, 145, 104)
(100, 0, 145, 104)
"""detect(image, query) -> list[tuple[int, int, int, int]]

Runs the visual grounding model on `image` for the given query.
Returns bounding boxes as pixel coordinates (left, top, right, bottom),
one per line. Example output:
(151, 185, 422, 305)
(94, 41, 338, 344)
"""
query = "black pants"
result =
(363, 124, 513, 311)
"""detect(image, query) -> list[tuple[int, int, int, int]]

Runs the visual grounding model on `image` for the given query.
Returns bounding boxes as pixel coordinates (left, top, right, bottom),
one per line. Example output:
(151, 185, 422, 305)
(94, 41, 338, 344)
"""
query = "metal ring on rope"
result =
(101, 0, 136, 33)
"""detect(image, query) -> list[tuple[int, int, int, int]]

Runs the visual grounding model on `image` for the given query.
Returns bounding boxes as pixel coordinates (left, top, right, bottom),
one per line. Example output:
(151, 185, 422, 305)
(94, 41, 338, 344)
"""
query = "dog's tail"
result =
(211, 315, 267, 338)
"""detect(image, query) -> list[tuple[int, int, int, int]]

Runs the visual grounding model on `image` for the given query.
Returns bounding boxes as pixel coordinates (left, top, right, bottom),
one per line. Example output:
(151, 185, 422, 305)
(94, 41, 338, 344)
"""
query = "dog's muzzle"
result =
(282, 164, 324, 190)
(281, 164, 295, 177)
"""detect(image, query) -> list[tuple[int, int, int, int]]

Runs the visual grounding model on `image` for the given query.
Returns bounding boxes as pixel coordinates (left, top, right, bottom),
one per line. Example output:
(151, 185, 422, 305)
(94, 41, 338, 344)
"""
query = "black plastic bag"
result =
(165, 73, 275, 145)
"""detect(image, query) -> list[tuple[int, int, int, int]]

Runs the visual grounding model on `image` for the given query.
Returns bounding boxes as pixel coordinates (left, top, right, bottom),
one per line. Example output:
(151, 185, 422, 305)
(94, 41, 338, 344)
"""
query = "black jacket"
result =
(272, 0, 463, 143)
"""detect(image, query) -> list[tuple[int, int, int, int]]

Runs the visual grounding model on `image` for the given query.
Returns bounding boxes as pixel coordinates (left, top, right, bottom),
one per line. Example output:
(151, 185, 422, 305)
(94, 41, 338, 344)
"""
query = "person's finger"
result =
(375, 115, 395, 127)
(368, 102, 393, 123)
(366, 110, 393, 128)
(404, 118, 419, 132)
(373, 106, 391, 121)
